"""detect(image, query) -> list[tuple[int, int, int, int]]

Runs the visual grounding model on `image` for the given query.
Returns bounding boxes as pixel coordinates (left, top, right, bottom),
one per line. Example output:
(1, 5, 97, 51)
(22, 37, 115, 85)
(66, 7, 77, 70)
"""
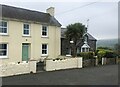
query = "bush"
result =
(80, 52, 95, 60)
(104, 51, 117, 58)
(97, 49, 117, 58)
(77, 53, 81, 57)
(97, 50, 106, 58)
(95, 50, 99, 56)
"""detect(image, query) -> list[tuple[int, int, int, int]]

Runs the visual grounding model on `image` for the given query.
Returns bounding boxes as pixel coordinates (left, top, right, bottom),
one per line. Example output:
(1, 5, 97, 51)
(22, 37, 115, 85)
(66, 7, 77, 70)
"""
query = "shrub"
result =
(77, 53, 81, 57)
(80, 52, 95, 60)
(97, 50, 106, 58)
(104, 51, 117, 58)
(97, 49, 117, 58)
(95, 50, 99, 56)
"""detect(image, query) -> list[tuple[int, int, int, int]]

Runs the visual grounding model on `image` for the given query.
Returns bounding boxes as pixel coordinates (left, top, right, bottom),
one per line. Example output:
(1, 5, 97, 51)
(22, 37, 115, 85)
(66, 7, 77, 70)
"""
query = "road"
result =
(2, 65, 118, 85)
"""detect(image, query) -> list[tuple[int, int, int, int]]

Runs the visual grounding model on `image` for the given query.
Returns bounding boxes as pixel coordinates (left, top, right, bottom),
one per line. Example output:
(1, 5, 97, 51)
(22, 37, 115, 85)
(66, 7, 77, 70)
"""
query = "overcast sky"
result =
(0, 0, 119, 40)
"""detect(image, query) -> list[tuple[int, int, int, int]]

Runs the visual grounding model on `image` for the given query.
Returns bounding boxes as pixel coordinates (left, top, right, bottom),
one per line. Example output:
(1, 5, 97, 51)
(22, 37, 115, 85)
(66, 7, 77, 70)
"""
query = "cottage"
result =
(61, 28, 97, 56)
(0, 5, 61, 66)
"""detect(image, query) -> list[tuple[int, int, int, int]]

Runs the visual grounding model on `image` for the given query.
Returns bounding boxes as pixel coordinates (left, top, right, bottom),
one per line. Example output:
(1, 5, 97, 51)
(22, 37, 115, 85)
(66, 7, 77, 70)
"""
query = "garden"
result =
(77, 46, 119, 67)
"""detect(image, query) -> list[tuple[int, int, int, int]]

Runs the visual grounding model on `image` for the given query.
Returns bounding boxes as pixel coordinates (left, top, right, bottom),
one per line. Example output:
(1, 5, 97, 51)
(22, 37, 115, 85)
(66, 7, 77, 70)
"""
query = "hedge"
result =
(97, 49, 117, 58)
(78, 52, 95, 60)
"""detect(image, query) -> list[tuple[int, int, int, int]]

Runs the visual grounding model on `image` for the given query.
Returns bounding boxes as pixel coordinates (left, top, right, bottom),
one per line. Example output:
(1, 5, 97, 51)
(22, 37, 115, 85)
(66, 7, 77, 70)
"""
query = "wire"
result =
(59, 7, 116, 27)
(55, 2, 98, 16)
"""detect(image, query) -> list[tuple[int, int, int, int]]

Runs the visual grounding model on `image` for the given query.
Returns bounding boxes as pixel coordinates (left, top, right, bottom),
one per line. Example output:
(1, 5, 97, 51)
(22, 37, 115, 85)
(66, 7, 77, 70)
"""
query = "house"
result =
(61, 28, 97, 56)
(0, 4, 61, 64)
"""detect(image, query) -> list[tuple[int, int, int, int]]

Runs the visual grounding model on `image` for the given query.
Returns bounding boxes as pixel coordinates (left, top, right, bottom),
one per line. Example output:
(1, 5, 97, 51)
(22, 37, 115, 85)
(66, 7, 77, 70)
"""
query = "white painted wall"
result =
(45, 57, 82, 71)
(0, 61, 36, 77)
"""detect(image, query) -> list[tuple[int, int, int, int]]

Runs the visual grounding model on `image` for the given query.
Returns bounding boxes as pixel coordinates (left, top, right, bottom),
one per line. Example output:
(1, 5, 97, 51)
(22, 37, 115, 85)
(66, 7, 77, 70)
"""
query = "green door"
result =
(22, 44, 29, 61)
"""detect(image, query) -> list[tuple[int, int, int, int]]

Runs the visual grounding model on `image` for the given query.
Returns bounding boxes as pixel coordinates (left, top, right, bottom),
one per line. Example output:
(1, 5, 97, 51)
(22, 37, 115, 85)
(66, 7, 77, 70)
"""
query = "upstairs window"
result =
(0, 44, 8, 58)
(23, 23, 30, 36)
(0, 21, 8, 35)
(42, 25, 48, 37)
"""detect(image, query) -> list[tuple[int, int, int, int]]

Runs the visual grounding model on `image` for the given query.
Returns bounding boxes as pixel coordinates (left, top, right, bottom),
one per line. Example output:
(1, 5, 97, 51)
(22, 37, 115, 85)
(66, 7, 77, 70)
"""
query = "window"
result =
(0, 44, 8, 58)
(42, 25, 48, 37)
(66, 48, 71, 54)
(81, 48, 89, 52)
(82, 48, 85, 52)
(86, 48, 89, 52)
(42, 44, 48, 56)
(23, 23, 30, 36)
(0, 21, 8, 35)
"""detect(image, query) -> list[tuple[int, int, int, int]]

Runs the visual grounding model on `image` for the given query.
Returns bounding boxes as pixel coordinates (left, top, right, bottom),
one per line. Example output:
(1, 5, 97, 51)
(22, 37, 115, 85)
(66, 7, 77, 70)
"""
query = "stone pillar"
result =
(95, 57, 98, 66)
(29, 60, 37, 73)
(102, 58, 104, 65)
(77, 57, 82, 68)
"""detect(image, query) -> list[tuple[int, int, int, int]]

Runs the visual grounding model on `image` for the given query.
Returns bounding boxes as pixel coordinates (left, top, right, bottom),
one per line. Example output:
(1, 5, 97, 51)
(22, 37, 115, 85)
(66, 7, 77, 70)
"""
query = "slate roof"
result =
(86, 33, 97, 41)
(61, 28, 67, 38)
(1, 4, 61, 27)
(61, 28, 97, 41)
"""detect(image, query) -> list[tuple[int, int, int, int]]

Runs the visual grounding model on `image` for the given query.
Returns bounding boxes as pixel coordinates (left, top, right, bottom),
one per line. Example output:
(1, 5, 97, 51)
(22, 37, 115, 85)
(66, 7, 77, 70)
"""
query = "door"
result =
(22, 43, 30, 61)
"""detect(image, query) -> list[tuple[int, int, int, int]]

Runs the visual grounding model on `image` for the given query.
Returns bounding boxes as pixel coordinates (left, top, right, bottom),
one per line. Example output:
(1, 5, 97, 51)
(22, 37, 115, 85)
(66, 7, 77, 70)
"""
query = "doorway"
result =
(22, 43, 30, 61)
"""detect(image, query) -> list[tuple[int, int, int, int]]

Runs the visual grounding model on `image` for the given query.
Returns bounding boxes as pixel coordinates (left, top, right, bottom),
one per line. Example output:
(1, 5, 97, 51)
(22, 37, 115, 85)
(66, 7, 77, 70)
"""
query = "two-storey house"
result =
(0, 4, 61, 64)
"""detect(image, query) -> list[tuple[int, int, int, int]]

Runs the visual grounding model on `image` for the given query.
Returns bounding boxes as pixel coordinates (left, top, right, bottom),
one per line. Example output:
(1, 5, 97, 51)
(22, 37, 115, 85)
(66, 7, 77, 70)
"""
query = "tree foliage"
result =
(97, 47, 112, 50)
(65, 23, 86, 57)
(65, 23, 85, 44)
(96, 47, 117, 58)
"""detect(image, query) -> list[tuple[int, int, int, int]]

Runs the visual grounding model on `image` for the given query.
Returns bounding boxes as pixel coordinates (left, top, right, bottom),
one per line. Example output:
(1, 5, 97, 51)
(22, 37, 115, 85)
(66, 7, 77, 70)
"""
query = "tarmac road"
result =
(2, 65, 118, 85)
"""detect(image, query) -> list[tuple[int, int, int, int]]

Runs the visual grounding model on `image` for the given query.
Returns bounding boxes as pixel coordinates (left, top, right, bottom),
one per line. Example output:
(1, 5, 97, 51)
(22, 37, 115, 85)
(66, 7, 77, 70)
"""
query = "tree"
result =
(97, 47, 112, 50)
(65, 23, 86, 57)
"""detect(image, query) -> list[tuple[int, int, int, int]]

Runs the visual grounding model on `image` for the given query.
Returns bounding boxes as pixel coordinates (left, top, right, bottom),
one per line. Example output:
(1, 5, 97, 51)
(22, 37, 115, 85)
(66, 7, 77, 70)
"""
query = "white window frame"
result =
(0, 43, 8, 58)
(0, 20, 8, 35)
(41, 44, 48, 56)
(23, 23, 30, 36)
(41, 25, 48, 37)
(81, 47, 89, 52)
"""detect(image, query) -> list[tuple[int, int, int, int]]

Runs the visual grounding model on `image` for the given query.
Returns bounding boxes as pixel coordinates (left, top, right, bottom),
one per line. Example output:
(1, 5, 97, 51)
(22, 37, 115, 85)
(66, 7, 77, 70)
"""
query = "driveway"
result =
(2, 65, 118, 85)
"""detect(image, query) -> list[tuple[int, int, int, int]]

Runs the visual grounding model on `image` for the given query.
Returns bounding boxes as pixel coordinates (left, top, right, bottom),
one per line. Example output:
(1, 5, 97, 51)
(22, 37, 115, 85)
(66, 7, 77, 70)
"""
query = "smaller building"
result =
(61, 28, 97, 56)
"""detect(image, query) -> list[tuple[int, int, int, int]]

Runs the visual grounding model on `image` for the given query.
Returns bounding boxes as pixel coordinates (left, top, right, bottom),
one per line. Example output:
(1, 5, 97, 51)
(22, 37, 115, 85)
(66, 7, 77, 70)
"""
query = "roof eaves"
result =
(2, 4, 62, 27)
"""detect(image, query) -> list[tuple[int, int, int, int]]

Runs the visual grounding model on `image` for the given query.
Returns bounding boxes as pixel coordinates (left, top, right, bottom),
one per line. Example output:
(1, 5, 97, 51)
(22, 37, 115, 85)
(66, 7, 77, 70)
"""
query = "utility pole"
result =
(87, 19, 89, 31)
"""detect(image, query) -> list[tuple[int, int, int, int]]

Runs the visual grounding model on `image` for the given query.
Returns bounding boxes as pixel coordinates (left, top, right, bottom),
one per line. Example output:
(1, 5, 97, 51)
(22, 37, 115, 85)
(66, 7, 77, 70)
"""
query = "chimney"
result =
(46, 7, 55, 16)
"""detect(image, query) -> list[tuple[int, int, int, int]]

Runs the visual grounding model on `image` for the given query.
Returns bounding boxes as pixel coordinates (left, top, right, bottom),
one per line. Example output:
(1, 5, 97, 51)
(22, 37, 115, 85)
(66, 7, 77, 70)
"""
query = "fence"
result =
(83, 57, 117, 67)
(0, 60, 36, 77)
(44, 57, 82, 71)
(102, 58, 117, 65)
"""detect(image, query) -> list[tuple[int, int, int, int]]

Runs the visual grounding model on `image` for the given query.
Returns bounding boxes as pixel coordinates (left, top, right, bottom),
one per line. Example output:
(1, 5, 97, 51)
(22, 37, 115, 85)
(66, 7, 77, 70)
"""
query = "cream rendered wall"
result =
(0, 19, 61, 64)
(45, 58, 82, 71)
(47, 26, 61, 58)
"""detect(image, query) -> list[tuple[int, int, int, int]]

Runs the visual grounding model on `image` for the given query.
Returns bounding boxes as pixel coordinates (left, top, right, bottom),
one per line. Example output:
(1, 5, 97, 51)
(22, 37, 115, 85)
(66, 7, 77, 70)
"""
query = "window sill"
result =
(0, 56, 8, 59)
(22, 35, 31, 38)
(41, 36, 49, 38)
(41, 54, 48, 57)
(0, 34, 9, 36)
